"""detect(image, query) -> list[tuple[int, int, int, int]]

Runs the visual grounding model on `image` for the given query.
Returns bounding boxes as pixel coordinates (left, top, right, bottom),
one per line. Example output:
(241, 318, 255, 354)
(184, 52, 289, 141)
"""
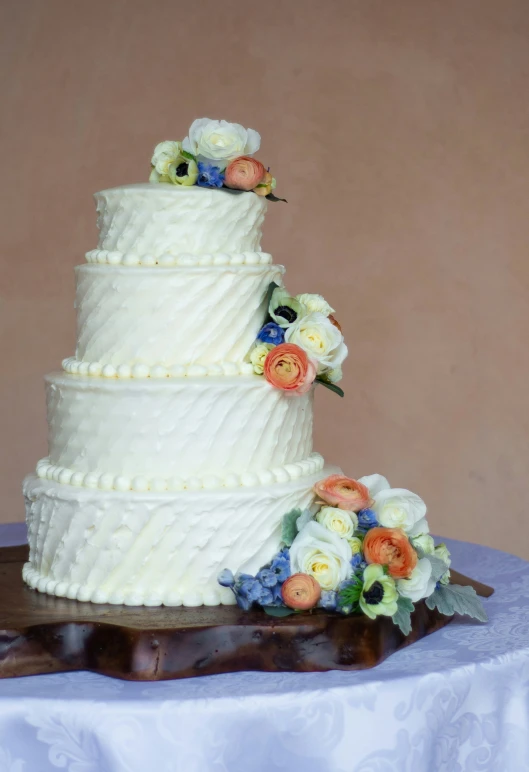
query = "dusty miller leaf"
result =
(281, 508, 302, 547)
(263, 606, 295, 617)
(422, 553, 450, 583)
(392, 596, 415, 636)
(426, 584, 488, 622)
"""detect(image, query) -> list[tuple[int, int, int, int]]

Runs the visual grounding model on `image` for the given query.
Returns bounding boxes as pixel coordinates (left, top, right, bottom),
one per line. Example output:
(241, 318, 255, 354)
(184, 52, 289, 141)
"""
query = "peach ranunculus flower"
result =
(363, 527, 418, 579)
(224, 156, 266, 191)
(313, 475, 373, 512)
(263, 343, 316, 394)
(281, 573, 321, 610)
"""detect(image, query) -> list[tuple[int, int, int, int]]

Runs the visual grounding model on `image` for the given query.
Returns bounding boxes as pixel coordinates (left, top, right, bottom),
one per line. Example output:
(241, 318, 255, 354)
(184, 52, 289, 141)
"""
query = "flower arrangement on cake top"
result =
(149, 118, 284, 201)
(250, 286, 348, 397)
(218, 473, 487, 632)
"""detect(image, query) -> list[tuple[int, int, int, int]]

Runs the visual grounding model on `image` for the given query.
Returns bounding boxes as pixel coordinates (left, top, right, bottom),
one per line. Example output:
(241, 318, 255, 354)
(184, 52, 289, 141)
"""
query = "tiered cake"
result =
(22, 181, 338, 607)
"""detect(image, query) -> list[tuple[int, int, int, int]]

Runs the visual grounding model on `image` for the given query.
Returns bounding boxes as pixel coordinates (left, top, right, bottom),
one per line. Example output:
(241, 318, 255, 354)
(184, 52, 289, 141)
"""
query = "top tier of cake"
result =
(69, 184, 282, 373)
(91, 183, 267, 263)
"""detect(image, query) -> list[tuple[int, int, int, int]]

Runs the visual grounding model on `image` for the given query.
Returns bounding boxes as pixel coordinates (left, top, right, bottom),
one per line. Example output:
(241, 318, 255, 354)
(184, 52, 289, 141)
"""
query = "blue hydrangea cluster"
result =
(218, 548, 291, 610)
(257, 322, 285, 346)
(197, 162, 225, 188)
(357, 508, 378, 532)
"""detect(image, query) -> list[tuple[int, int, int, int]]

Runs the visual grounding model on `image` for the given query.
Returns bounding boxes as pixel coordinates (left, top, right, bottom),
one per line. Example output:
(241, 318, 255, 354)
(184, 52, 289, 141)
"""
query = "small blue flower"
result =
(237, 578, 263, 603)
(257, 568, 278, 588)
(270, 583, 285, 606)
(235, 593, 253, 611)
(270, 548, 291, 583)
(319, 590, 337, 611)
(357, 508, 378, 531)
(257, 586, 275, 606)
(351, 553, 364, 570)
(257, 322, 285, 345)
(197, 162, 225, 188)
(217, 568, 235, 587)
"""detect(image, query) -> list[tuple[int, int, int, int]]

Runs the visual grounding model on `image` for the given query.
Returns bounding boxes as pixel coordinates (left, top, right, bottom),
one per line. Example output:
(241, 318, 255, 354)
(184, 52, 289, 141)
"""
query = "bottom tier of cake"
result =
(23, 466, 337, 607)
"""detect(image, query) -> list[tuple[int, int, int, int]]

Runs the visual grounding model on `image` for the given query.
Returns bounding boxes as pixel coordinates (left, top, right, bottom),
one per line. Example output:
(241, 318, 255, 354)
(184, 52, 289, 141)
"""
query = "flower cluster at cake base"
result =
(149, 118, 285, 201)
(219, 473, 487, 632)
(249, 287, 348, 397)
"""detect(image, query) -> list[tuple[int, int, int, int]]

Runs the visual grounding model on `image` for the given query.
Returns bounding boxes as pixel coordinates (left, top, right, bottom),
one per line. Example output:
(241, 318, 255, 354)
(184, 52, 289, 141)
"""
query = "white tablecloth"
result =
(1, 523, 528, 772)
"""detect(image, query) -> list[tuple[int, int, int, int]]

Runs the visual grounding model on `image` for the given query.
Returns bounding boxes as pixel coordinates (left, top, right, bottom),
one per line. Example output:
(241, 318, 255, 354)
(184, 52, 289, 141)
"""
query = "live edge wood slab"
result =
(0, 545, 493, 681)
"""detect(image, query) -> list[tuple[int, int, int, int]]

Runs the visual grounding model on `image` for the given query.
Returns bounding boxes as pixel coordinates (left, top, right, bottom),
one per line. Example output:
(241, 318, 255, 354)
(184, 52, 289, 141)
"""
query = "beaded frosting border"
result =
(62, 357, 255, 379)
(35, 453, 325, 493)
(85, 249, 272, 267)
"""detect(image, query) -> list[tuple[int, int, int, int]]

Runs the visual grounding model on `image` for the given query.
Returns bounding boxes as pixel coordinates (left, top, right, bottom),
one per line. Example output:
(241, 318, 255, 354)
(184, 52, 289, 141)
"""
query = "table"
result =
(1, 523, 528, 772)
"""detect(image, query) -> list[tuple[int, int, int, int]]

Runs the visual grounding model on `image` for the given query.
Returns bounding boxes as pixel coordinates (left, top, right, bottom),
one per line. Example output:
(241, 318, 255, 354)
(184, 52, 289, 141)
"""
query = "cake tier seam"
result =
(36, 453, 325, 493)
(85, 249, 272, 267)
(62, 357, 255, 379)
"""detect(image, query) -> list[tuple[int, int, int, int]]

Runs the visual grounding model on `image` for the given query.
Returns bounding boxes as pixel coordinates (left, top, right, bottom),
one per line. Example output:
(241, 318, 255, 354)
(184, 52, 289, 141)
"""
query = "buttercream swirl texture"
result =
(23, 467, 337, 607)
(74, 264, 284, 369)
(45, 373, 315, 482)
(95, 184, 267, 256)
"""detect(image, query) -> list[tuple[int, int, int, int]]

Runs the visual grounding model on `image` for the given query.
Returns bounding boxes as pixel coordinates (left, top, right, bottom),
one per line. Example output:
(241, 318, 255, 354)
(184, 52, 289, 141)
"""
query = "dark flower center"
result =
(176, 162, 189, 177)
(363, 581, 385, 605)
(274, 305, 297, 324)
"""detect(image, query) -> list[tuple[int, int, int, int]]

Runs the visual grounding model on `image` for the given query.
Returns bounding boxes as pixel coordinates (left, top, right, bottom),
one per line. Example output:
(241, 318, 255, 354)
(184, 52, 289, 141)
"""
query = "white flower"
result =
(151, 140, 182, 175)
(326, 366, 343, 384)
(348, 535, 363, 555)
(434, 543, 451, 567)
(250, 342, 273, 374)
(316, 506, 358, 540)
(182, 118, 260, 168)
(285, 312, 348, 375)
(397, 558, 436, 602)
(358, 474, 429, 536)
(290, 521, 352, 591)
(412, 533, 435, 555)
(296, 293, 335, 317)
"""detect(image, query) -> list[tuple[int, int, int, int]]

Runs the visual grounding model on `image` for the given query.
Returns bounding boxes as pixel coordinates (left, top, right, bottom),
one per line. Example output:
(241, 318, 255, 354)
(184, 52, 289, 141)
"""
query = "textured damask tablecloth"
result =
(1, 523, 528, 772)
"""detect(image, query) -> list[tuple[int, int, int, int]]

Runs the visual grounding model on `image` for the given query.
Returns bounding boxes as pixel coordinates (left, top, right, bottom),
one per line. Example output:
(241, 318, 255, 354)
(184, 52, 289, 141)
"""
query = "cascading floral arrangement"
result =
(149, 118, 285, 201)
(249, 286, 348, 398)
(218, 473, 487, 632)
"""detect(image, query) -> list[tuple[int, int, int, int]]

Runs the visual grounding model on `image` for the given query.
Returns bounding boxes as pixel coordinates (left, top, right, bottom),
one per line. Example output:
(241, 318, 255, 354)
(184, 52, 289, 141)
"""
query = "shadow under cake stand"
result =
(0, 545, 493, 681)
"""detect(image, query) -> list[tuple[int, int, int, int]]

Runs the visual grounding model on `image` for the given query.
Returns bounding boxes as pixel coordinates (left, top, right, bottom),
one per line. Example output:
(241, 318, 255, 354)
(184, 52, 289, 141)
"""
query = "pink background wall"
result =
(2, 0, 529, 557)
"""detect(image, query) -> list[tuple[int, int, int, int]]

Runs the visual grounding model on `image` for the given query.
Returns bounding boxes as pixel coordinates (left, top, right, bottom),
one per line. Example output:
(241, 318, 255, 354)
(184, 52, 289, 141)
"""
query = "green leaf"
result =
(315, 378, 345, 398)
(265, 192, 288, 203)
(263, 606, 295, 617)
(426, 584, 488, 622)
(181, 149, 196, 162)
(281, 508, 302, 547)
(392, 596, 414, 636)
(423, 554, 450, 583)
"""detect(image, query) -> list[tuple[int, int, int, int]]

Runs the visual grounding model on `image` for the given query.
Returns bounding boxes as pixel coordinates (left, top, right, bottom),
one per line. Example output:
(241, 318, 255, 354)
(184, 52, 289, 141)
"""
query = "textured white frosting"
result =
(74, 264, 284, 369)
(45, 373, 315, 482)
(95, 184, 267, 257)
(23, 466, 338, 607)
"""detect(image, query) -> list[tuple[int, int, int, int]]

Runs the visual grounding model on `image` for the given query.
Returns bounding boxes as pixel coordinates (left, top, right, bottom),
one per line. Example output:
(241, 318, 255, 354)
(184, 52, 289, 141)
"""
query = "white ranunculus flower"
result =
(412, 533, 435, 555)
(290, 521, 352, 591)
(326, 366, 343, 384)
(434, 543, 451, 567)
(249, 342, 273, 374)
(357, 474, 390, 497)
(151, 140, 182, 175)
(397, 558, 436, 602)
(316, 506, 358, 540)
(372, 487, 427, 535)
(285, 312, 348, 375)
(182, 118, 260, 168)
(296, 293, 335, 317)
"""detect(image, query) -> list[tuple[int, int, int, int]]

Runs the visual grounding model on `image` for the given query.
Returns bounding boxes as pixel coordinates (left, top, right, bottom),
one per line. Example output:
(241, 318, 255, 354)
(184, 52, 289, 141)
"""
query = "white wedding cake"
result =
(22, 119, 348, 607)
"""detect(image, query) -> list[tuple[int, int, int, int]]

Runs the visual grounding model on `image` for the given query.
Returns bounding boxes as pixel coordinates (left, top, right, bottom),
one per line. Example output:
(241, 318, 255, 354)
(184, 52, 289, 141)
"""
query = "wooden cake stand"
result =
(0, 545, 493, 681)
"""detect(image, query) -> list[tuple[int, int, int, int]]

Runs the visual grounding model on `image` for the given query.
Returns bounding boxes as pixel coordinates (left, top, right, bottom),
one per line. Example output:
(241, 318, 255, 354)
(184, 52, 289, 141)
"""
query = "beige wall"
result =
(1, 0, 529, 558)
